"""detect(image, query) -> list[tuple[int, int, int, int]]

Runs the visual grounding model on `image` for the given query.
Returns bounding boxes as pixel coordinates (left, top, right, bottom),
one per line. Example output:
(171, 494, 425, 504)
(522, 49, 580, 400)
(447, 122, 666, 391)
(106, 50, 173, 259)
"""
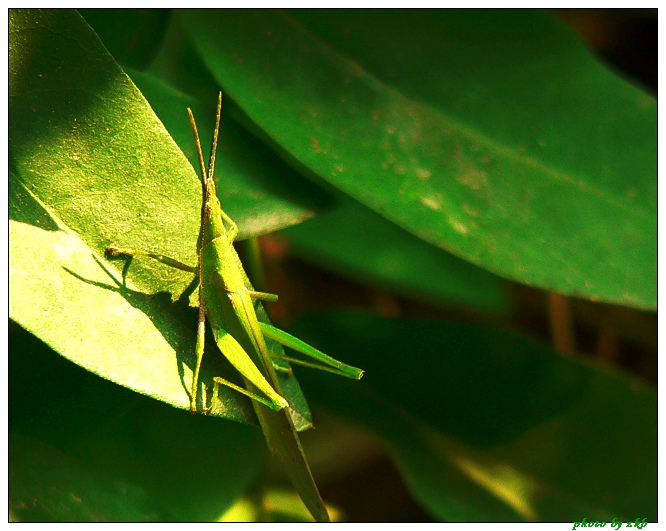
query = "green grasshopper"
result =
(107, 93, 363, 522)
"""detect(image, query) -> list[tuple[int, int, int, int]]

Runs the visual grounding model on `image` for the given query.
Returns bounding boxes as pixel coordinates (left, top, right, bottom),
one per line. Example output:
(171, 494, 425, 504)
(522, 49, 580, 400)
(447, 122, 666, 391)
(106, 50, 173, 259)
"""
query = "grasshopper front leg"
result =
(106, 244, 197, 274)
(190, 296, 207, 413)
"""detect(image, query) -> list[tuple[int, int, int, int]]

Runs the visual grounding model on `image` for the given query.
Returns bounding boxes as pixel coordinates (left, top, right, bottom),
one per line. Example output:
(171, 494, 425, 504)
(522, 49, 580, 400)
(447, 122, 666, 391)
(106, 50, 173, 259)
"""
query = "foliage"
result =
(9, 9, 656, 522)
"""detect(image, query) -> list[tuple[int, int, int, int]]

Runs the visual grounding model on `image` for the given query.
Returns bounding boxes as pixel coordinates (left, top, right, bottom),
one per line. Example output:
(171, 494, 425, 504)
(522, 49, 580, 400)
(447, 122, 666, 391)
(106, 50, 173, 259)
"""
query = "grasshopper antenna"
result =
(207, 92, 222, 183)
(187, 107, 207, 190)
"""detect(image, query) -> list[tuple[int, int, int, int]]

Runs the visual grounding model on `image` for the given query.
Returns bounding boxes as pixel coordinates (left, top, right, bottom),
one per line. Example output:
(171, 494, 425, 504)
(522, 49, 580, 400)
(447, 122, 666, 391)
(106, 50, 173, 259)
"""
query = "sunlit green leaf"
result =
(9, 8, 312, 425)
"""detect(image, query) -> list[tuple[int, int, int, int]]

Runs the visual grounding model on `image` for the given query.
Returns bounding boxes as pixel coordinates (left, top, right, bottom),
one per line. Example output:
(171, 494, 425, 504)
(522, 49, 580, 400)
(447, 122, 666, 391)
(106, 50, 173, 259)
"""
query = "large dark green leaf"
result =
(9, 327, 266, 522)
(292, 313, 656, 521)
(9, 9, 312, 426)
(182, 9, 656, 309)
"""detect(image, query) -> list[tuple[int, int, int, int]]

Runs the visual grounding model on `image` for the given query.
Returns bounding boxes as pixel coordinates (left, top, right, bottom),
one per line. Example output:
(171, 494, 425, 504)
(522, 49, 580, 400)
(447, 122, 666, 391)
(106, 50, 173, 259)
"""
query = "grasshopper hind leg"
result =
(208, 376, 285, 413)
(189, 302, 207, 414)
